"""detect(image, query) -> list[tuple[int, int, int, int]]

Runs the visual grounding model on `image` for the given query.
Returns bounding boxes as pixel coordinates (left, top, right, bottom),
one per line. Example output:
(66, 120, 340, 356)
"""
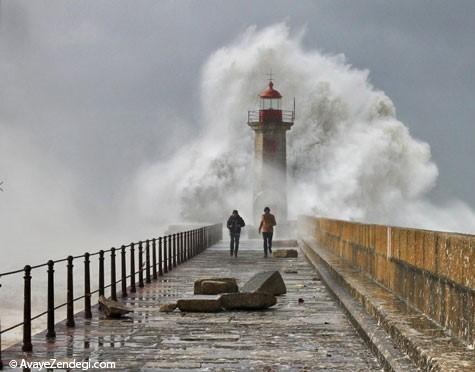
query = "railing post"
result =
(158, 237, 163, 276)
(66, 256, 75, 327)
(110, 248, 117, 301)
(197, 229, 200, 253)
(180, 232, 184, 263)
(190, 230, 193, 257)
(145, 240, 151, 284)
(198, 228, 201, 253)
(184, 231, 188, 261)
(185, 231, 188, 260)
(168, 235, 172, 271)
(182, 232, 185, 263)
(138, 242, 144, 288)
(0, 318, 2, 370)
(46, 260, 56, 339)
(188, 230, 193, 258)
(152, 239, 158, 280)
(192, 230, 195, 257)
(199, 228, 203, 252)
(172, 234, 176, 267)
(188, 230, 191, 258)
(178, 231, 186, 263)
(176, 233, 181, 265)
(84, 253, 92, 319)
(177, 233, 181, 265)
(195, 229, 199, 254)
(22, 265, 32, 352)
(0, 312, 3, 370)
(121, 246, 127, 297)
(130, 243, 136, 293)
(99, 250, 105, 297)
(185, 231, 188, 259)
(196, 229, 199, 254)
(163, 236, 168, 273)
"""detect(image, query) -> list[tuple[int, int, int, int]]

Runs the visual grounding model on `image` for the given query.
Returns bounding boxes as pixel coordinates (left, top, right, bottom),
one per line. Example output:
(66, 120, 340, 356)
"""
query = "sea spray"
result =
(134, 23, 475, 233)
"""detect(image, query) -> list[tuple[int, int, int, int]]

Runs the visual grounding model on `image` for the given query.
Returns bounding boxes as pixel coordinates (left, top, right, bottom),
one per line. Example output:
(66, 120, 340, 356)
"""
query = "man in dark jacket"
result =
(227, 210, 245, 257)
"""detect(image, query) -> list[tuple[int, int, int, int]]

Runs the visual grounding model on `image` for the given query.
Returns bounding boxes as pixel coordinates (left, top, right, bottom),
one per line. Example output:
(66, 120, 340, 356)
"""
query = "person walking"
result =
(258, 206, 276, 257)
(227, 210, 245, 257)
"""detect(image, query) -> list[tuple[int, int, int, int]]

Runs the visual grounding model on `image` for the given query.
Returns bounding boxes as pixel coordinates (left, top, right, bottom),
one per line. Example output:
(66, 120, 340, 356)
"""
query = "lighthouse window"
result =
(261, 98, 281, 110)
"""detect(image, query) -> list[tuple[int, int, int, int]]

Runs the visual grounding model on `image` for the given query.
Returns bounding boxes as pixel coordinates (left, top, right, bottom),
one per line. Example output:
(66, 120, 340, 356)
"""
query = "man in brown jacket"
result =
(258, 206, 276, 257)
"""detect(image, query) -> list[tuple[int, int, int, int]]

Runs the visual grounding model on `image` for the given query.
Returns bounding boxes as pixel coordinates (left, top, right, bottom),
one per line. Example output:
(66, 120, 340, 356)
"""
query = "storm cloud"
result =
(1, 1, 475, 268)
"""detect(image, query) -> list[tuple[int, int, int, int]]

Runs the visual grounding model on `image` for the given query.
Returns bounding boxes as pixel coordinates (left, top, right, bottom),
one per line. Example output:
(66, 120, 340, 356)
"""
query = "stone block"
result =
(201, 280, 238, 295)
(375, 254, 385, 284)
(436, 232, 449, 277)
(159, 303, 177, 312)
(392, 262, 404, 296)
(272, 249, 298, 258)
(414, 230, 424, 268)
(374, 225, 387, 254)
(422, 231, 436, 273)
(399, 229, 408, 262)
(241, 271, 286, 295)
(407, 229, 416, 265)
(391, 227, 400, 259)
(467, 238, 475, 288)
(447, 236, 463, 284)
(413, 271, 425, 311)
(220, 292, 276, 310)
(194, 278, 238, 294)
(99, 296, 133, 318)
(461, 237, 472, 288)
(387, 260, 396, 291)
(177, 298, 223, 312)
(432, 279, 443, 325)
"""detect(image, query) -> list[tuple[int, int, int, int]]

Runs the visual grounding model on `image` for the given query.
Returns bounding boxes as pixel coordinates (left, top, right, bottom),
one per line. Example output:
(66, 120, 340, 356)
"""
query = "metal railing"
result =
(247, 109, 295, 123)
(0, 223, 223, 368)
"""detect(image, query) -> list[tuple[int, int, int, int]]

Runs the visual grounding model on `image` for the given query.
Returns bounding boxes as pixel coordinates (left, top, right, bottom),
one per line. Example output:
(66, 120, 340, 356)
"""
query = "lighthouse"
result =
(248, 79, 295, 230)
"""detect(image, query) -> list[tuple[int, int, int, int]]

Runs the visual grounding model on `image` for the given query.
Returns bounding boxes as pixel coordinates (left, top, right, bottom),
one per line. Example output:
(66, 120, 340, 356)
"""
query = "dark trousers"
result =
(263, 232, 273, 254)
(230, 232, 240, 252)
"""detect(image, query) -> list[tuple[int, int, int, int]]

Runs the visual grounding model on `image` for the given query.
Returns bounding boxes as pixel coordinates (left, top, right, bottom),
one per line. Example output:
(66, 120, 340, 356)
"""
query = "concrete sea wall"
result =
(298, 216, 475, 346)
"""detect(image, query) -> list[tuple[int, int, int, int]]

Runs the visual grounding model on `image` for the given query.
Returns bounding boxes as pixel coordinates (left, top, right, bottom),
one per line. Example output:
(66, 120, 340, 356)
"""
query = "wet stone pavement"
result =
(4, 240, 383, 371)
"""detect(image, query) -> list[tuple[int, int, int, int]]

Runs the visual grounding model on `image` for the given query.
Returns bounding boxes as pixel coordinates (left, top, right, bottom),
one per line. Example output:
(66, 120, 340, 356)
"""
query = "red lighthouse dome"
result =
(259, 81, 282, 99)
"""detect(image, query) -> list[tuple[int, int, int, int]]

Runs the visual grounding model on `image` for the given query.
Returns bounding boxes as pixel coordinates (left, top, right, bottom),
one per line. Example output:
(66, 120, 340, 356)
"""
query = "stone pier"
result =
(3, 240, 385, 371)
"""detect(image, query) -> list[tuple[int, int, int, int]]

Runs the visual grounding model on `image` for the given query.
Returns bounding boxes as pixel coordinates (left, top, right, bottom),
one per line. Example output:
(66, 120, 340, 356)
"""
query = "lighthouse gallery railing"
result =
(247, 109, 295, 123)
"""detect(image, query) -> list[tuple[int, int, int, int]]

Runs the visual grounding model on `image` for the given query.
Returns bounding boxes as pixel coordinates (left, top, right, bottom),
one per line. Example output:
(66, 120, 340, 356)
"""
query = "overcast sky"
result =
(1, 0, 475, 226)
